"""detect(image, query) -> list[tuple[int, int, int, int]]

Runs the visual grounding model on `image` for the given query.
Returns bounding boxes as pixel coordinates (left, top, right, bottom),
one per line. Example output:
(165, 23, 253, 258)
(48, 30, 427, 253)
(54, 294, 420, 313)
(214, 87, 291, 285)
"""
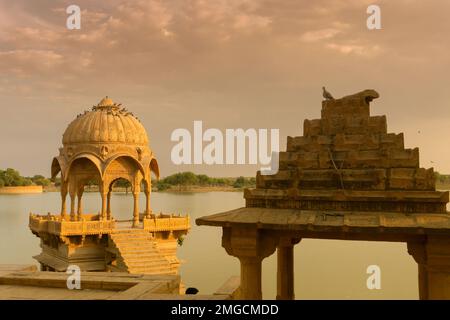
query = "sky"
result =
(0, 0, 450, 177)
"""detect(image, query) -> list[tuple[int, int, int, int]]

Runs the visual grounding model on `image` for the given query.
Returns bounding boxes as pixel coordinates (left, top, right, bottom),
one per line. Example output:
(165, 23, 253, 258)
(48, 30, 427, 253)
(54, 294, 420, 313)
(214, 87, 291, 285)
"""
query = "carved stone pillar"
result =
(101, 191, 107, 220)
(276, 238, 300, 300)
(76, 185, 84, 221)
(69, 183, 76, 222)
(132, 192, 140, 228)
(239, 256, 263, 299)
(408, 236, 450, 299)
(145, 186, 151, 217)
(60, 181, 68, 220)
(106, 189, 112, 220)
(222, 226, 278, 300)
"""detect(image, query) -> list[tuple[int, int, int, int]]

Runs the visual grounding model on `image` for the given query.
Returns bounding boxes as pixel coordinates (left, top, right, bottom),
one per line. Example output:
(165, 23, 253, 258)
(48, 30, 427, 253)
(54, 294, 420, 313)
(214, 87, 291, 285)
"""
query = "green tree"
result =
(114, 178, 131, 194)
(31, 175, 51, 186)
(197, 174, 210, 185)
(156, 181, 171, 191)
(233, 176, 246, 188)
(53, 177, 61, 187)
(0, 168, 32, 186)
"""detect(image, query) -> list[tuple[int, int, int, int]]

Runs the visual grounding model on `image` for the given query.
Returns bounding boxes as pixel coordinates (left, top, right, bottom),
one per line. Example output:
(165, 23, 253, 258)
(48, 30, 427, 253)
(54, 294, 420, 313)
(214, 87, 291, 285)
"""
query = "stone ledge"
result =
(196, 207, 450, 239)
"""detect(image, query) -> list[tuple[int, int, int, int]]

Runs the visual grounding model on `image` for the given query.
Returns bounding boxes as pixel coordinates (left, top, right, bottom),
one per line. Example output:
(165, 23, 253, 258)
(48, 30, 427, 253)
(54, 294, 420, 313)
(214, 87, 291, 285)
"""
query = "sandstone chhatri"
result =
(30, 97, 190, 276)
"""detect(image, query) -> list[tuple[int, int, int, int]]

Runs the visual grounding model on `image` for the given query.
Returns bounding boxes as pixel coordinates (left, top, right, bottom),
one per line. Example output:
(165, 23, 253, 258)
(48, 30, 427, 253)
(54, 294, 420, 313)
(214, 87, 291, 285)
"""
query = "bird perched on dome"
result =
(322, 87, 334, 100)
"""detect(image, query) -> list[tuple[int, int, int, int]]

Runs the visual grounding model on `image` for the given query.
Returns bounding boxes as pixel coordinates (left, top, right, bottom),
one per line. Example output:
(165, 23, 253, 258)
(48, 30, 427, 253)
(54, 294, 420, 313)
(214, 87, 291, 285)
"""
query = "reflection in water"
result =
(0, 192, 418, 299)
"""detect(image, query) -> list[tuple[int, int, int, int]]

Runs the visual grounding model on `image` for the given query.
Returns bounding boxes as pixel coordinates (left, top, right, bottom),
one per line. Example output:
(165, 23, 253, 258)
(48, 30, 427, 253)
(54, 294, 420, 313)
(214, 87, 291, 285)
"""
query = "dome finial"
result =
(97, 96, 114, 107)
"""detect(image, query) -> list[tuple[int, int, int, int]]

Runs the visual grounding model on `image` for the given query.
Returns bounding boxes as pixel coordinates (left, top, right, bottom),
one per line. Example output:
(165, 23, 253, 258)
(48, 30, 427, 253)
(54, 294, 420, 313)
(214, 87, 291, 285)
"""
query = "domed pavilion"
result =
(53, 96, 158, 227)
(30, 97, 190, 275)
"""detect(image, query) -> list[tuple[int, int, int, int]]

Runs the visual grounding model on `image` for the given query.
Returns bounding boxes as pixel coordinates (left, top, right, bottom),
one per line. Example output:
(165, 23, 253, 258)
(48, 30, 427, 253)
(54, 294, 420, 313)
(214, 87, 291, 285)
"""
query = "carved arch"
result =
(51, 157, 62, 179)
(64, 153, 103, 182)
(103, 154, 146, 178)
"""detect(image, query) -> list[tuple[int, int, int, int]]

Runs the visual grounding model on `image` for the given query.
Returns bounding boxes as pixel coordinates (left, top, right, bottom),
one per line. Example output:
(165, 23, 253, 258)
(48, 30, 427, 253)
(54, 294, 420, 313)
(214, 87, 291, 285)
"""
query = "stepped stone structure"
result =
(197, 89, 450, 300)
(247, 89, 445, 213)
(29, 97, 190, 275)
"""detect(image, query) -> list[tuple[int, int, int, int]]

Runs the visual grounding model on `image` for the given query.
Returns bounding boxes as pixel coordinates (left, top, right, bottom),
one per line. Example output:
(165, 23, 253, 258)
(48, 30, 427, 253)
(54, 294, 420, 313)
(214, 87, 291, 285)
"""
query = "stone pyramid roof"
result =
(245, 89, 449, 214)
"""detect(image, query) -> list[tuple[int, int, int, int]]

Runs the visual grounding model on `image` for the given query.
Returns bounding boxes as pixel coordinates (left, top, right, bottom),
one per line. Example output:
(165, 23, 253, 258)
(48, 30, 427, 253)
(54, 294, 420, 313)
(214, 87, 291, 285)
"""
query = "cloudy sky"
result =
(0, 0, 449, 177)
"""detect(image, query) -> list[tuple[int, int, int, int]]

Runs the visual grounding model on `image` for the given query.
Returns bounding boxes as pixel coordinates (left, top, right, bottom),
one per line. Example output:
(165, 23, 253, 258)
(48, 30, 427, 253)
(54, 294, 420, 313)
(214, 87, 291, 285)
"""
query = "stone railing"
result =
(29, 213, 116, 236)
(143, 214, 190, 232)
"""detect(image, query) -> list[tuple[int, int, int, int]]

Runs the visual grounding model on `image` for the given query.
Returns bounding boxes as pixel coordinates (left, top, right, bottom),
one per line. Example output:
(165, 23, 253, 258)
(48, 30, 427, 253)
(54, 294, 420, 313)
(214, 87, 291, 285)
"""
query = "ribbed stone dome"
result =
(62, 97, 149, 146)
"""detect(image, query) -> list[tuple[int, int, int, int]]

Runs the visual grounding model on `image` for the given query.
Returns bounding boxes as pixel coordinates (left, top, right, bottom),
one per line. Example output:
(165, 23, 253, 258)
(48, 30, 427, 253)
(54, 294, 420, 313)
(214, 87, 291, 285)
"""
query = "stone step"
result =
(126, 261, 170, 268)
(109, 230, 176, 275)
(113, 240, 158, 246)
(114, 244, 159, 252)
(120, 253, 163, 260)
(127, 266, 174, 274)
(126, 262, 171, 269)
(125, 260, 170, 268)
(112, 242, 155, 248)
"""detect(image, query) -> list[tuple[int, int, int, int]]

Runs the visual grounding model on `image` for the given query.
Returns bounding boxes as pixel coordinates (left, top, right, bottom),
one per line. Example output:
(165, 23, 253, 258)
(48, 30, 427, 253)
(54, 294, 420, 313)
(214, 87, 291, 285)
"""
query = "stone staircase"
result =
(108, 229, 175, 275)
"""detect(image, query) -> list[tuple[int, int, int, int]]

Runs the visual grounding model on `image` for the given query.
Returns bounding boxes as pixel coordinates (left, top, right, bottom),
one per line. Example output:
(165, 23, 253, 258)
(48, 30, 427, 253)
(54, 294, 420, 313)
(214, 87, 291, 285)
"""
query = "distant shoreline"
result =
(436, 182, 450, 190)
(0, 186, 43, 194)
(42, 185, 244, 193)
(3, 183, 449, 195)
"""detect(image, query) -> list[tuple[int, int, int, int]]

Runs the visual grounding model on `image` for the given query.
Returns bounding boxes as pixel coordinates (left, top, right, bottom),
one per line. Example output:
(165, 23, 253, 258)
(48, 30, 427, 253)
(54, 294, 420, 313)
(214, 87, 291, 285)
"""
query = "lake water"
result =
(0, 191, 420, 299)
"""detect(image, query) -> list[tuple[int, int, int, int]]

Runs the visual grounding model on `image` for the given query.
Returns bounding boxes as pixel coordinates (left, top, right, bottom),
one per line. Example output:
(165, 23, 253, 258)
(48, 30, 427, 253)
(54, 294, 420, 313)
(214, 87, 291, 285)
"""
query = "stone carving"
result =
(100, 145, 109, 159)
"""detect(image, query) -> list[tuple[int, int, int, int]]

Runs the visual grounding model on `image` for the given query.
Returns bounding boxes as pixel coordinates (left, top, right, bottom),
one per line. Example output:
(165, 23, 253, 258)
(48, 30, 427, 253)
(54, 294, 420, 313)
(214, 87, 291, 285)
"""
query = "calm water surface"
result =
(0, 191, 420, 299)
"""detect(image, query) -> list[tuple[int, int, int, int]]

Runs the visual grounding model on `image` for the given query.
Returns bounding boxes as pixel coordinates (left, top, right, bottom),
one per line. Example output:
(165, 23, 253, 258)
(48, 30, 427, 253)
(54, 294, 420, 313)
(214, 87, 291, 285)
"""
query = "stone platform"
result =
(0, 266, 239, 300)
(29, 213, 190, 275)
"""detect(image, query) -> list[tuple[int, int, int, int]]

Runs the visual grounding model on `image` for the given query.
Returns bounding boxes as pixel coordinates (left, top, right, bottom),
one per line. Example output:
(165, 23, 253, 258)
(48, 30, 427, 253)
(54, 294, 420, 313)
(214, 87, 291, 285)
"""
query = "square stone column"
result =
(276, 237, 301, 300)
(222, 226, 278, 300)
(408, 236, 450, 300)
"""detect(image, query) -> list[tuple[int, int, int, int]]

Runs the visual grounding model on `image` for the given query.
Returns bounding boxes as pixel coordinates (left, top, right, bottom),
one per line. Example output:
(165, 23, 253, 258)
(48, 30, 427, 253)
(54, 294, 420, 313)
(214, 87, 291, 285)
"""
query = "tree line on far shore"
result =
(0, 168, 256, 191)
(154, 172, 256, 191)
(435, 172, 450, 187)
(3, 167, 450, 191)
(77, 172, 256, 191)
(0, 168, 51, 188)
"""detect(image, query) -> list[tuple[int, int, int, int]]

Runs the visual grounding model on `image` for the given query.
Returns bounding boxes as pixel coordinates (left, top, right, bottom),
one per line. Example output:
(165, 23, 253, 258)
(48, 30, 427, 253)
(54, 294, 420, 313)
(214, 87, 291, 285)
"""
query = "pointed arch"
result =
(103, 154, 146, 178)
(51, 157, 62, 179)
(65, 153, 103, 182)
(150, 157, 160, 180)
